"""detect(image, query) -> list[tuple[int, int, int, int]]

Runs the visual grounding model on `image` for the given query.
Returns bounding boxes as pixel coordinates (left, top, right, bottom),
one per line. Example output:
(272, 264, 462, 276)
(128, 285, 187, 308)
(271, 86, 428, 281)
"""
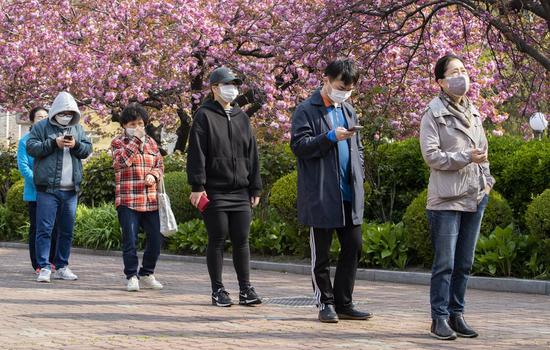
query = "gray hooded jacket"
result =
(26, 92, 93, 193)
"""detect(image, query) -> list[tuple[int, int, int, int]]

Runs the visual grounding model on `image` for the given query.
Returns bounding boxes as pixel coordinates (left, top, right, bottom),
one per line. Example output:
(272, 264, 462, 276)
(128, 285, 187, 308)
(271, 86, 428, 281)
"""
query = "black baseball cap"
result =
(209, 67, 243, 85)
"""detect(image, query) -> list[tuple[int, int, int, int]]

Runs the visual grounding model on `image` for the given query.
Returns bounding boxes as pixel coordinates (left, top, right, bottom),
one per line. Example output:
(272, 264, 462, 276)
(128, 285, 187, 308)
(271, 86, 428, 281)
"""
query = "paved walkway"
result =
(1, 247, 549, 349)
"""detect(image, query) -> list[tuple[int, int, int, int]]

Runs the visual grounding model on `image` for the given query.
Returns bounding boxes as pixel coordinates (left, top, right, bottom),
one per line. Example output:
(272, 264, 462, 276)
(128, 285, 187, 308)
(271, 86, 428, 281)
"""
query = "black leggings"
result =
(203, 209, 251, 292)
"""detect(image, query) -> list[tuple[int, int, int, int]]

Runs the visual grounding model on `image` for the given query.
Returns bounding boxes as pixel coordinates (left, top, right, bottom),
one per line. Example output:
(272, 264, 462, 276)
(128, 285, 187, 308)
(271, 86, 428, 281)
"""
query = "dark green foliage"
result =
(0, 149, 19, 204)
(80, 152, 116, 207)
(525, 189, 550, 238)
(73, 204, 122, 250)
(362, 222, 409, 269)
(365, 138, 429, 222)
(163, 171, 200, 223)
(498, 140, 550, 217)
(163, 151, 186, 173)
(259, 142, 296, 195)
(486, 134, 524, 185)
(167, 219, 208, 254)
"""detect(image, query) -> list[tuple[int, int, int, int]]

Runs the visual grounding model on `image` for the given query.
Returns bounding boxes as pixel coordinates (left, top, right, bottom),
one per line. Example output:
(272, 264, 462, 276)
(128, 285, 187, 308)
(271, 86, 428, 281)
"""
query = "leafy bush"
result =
(73, 203, 121, 250)
(525, 189, 550, 238)
(167, 218, 208, 254)
(163, 171, 200, 223)
(0, 205, 12, 240)
(0, 149, 19, 204)
(364, 138, 429, 222)
(259, 142, 296, 194)
(362, 222, 408, 269)
(402, 189, 431, 266)
(474, 225, 525, 277)
(163, 151, 186, 173)
(498, 140, 550, 217)
(480, 191, 513, 237)
(403, 189, 512, 266)
(80, 152, 116, 207)
(249, 208, 289, 255)
(486, 134, 524, 185)
(269, 170, 298, 227)
(5, 180, 28, 237)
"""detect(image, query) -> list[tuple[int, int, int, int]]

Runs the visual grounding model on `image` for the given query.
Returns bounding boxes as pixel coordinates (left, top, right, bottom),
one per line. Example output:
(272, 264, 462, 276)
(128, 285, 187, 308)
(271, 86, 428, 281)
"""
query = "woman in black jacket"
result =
(187, 67, 262, 307)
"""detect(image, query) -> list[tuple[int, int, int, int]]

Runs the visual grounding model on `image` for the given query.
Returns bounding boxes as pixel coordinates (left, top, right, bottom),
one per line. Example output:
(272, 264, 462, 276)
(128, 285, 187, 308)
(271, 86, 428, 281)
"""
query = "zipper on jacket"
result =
(227, 113, 237, 188)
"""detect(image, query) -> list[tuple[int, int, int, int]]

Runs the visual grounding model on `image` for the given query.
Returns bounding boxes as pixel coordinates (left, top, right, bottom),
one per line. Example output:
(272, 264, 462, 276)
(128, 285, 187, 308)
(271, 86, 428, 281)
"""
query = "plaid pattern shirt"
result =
(111, 134, 164, 212)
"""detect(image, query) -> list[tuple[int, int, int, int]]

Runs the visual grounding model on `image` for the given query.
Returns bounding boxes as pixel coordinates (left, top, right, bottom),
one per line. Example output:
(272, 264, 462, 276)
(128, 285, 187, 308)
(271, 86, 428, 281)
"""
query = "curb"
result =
(2, 241, 549, 295)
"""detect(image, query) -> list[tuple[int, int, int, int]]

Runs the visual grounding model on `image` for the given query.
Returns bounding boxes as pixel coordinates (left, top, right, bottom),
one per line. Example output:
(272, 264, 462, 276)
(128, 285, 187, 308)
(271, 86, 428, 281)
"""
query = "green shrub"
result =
(249, 208, 289, 255)
(259, 142, 296, 194)
(402, 189, 431, 266)
(269, 170, 298, 227)
(0, 149, 18, 204)
(0, 205, 12, 240)
(167, 219, 208, 254)
(73, 203, 121, 250)
(480, 191, 513, 237)
(521, 237, 550, 280)
(163, 151, 186, 173)
(80, 152, 116, 207)
(403, 189, 511, 267)
(362, 222, 409, 269)
(486, 134, 524, 184)
(498, 140, 550, 217)
(5, 180, 28, 237)
(525, 189, 550, 238)
(365, 138, 429, 222)
(163, 171, 200, 223)
(474, 225, 526, 277)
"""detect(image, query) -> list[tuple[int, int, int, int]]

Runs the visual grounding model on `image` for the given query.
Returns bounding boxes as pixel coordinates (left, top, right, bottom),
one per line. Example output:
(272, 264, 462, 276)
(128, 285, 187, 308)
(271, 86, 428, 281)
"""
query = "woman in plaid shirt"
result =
(111, 103, 164, 292)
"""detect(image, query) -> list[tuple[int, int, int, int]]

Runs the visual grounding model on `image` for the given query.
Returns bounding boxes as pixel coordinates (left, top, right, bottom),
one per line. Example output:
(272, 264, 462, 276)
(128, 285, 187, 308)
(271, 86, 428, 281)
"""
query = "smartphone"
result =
(197, 194, 210, 213)
(347, 125, 364, 132)
(63, 134, 73, 141)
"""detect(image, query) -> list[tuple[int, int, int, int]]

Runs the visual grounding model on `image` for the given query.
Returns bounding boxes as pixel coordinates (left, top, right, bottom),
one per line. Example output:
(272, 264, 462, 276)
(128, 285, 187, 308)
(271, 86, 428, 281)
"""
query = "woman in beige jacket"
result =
(420, 54, 495, 341)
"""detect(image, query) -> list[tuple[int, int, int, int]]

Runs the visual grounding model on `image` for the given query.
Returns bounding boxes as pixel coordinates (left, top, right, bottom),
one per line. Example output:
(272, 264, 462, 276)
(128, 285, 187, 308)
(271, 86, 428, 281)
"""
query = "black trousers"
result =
(310, 202, 362, 309)
(203, 209, 252, 292)
(28, 201, 58, 270)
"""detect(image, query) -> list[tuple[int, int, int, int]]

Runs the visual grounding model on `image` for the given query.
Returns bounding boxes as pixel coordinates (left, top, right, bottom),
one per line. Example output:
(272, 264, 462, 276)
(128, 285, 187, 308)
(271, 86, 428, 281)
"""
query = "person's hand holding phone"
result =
(63, 134, 76, 149)
(471, 148, 487, 164)
(334, 127, 355, 141)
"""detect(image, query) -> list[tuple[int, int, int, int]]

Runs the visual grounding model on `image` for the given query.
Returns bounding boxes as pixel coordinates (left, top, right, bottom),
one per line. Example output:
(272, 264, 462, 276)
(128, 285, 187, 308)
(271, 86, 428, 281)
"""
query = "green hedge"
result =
(163, 171, 200, 223)
(498, 140, 550, 218)
(73, 203, 122, 250)
(80, 152, 116, 207)
(5, 180, 28, 239)
(525, 189, 550, 238)
(259, 142, 296, 194)
(364, 138, 429, 222)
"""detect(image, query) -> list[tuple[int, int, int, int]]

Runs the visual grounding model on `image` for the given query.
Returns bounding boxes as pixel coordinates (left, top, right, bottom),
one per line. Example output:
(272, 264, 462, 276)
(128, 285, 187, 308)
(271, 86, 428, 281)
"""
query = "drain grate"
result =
(263, 296, 317, 307)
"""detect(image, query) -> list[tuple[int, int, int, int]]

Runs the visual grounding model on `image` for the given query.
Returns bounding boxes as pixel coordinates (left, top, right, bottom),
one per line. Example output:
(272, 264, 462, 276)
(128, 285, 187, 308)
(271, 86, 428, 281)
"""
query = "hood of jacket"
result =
(48, 91, 81, 128)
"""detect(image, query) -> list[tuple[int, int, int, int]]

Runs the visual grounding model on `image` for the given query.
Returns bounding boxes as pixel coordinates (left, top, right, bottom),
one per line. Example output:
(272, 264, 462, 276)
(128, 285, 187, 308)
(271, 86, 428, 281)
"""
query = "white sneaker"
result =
(53, 266, 78, 280)
(127, 276, 140, 292)
(37, 269, 51, 283)
(140, 275, 163, 290)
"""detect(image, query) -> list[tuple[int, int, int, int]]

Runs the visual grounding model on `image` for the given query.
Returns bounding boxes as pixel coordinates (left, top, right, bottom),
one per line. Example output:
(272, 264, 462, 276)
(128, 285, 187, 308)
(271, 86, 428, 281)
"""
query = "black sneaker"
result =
(212, 288, 232, 307)
(239, 286, 262, 305)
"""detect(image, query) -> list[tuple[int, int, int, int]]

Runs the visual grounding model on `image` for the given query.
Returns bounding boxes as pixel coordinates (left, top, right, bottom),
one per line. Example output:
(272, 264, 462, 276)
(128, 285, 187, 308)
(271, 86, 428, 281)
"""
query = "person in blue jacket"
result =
(17, 107, 59, 272)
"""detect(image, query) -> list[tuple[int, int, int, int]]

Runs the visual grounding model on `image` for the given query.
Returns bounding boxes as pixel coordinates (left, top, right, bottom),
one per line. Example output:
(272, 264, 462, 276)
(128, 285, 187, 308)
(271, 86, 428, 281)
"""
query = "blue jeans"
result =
(117, 206, 162, 279)
(36, 190, 78, 270)
(428, 194, 489, 320)
(28, 201, 59, 270)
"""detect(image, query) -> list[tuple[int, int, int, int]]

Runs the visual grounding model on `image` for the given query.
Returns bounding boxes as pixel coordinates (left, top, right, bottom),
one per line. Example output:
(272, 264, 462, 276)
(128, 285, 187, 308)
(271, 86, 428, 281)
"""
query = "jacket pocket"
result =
(431, 168, 469, 199)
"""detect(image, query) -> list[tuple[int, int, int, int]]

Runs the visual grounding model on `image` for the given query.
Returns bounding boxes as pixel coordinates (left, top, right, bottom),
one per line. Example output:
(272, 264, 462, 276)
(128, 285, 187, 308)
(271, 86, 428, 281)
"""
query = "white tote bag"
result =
(157, 178, 178, 237)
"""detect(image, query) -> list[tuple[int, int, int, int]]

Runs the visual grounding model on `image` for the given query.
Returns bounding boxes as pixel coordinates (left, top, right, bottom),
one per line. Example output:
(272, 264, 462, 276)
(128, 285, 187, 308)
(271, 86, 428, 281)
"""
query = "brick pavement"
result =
(1, 247, 549, 350)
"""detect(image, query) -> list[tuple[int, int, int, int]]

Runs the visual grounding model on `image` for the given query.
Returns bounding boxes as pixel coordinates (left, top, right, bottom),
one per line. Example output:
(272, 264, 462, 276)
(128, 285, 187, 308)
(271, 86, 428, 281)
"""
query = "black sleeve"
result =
(186, 111, 208, 192)
(247, 129, 262, 197)
(290, 104, 335, 160)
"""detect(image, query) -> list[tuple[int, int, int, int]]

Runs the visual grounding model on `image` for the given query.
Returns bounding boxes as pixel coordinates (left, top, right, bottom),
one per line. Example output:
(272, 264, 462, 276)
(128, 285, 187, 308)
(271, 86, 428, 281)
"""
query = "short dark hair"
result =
(434, 54, 464, 81)
(120, 103, 149, 126)
(29, 106, 47, 123)
(324, 59, 360, 86)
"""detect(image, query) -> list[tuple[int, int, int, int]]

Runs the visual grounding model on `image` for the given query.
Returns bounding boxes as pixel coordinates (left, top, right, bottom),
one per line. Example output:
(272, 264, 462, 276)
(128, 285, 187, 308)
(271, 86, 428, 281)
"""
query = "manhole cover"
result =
(263, 296, 317, 307)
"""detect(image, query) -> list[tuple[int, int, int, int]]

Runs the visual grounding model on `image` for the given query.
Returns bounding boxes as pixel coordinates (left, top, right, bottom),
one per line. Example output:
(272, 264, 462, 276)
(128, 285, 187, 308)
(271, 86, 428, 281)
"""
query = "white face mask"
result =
(328, 83, 352, 104)
(219, 85, 239, 103)
(56, 115, 73, 126)
(125, 128, 136, 137)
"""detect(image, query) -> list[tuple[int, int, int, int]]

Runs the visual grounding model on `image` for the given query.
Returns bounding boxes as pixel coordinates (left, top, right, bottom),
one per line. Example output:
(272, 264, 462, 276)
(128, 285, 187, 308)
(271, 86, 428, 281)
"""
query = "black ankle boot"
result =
(450, 314, 479, 338)
(430, 318, 457, 340)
